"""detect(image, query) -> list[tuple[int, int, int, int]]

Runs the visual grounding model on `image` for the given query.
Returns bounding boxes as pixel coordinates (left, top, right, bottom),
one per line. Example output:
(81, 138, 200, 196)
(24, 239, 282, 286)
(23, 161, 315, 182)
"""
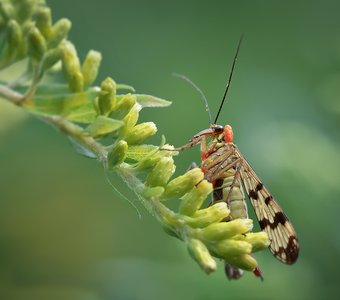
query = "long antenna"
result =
(173, 73, 213, 125)
(214, 35, 243, 124)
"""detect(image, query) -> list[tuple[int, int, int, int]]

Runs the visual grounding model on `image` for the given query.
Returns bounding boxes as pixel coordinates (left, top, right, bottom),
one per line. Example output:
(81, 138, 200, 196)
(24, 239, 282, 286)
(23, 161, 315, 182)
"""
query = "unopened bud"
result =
(136, 150, 172, 171)
(28, 27, 46, 60)
(35, 7, 52, 38)
(0, 1, 13, 24)
(187, 239, 216, 274)
(122, 103, 140, 133)
(108, 140, 128, 169)
(82, 50, 102, 86)
(125, 122, 157, 145)
(146, 157, 175, 187)
(7, 20, 22, 49)
(42, 47, 62, 71)
(141, 186, 165, 199)
(163, 168, 204, 200)
(61, 42, 83, 92)
(214, 239, 252, 258)
(179, 180, 212, 216)
(110, 93, 136, 120)
(48, 18, 71, 48)
(97, 77, 117, 115)
(199, 219, 253, 241)
(68, 70, 84, 93)
(227, 254, 258, 272)
(183, 202, 230, 228)
(234, 232, 270, 252)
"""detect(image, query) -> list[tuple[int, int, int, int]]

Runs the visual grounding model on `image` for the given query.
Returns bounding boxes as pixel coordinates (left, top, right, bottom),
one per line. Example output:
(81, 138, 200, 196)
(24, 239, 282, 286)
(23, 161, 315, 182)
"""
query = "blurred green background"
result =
(1, 0, 340, 299)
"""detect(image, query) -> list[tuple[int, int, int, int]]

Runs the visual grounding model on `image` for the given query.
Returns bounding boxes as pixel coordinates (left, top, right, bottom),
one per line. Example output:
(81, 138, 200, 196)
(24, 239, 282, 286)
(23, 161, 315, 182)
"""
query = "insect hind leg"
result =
(225, 161, 242, 207)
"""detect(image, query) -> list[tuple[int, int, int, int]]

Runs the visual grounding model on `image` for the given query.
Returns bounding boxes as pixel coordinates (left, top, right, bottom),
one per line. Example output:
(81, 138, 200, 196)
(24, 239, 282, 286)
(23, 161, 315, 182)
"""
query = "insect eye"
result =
(224, 125, 233, 142)
(213, 125, 224, 134)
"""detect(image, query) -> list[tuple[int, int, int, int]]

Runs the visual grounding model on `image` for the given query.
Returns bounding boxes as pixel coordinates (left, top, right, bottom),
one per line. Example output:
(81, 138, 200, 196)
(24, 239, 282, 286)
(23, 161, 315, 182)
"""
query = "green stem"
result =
(0, 83, 24, 104)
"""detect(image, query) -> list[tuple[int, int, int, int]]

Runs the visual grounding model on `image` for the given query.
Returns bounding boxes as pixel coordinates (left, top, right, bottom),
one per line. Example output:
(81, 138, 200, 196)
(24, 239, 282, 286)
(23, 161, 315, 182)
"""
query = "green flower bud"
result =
(179, 180, 212, 216)
(0, 1, 14, 24)
(182, 202, 230, 228)
(42, 47, 62, 71)
(61, 41, 80, 72)
(108, 140, 128, 169)
(163, 168, 204, 200)
(48, 18, 71, 48)
(122, 103, 140, 134)
(136, 150, 170, 171)
(141, 186, 165, 199)
(110, 93, 136, 120)
(61, 42, 83, 92)
(7, 20, 22, 50)
(35, 7, 52, 38)
(199, 219, 253, 241)
(234, 232, 270, 252)
(68, 70, 84, 93)
(214, 239, 252, 258)
(28, 27, 47, 61)
(15, 0, 35, 23)
(82, 50, 102, 86)
(125, 122, 157, 145)
(226, 254, 258, 272)
(187, 239, 216, 274)
(21, 21, 34, 36)
(97, 77, 117, 115)
(146, 157, 175, 187)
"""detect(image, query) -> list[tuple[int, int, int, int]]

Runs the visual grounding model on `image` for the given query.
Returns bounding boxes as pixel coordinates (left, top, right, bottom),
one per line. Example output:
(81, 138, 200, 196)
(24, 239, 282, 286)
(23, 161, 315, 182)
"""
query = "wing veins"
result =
(234, 147, 299, 264)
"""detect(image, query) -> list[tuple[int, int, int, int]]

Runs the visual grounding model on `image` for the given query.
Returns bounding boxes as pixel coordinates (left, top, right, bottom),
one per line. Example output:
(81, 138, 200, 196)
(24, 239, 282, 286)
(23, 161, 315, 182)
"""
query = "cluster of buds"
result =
(107, 95, 270, 274)
(0, 0, 270, 279)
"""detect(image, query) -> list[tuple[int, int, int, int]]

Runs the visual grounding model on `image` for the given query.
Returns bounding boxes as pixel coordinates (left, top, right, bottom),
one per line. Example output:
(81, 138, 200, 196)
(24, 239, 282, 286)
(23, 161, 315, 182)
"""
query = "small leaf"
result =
(135, 94, 171, 108)
(126, 144, 159, 161)
(116, 83, 135, 92)
(85, 116, 124, 137)
(16, 83, 72, 95)
(68, 136, 97, 158)
(24, 87, 99, 123)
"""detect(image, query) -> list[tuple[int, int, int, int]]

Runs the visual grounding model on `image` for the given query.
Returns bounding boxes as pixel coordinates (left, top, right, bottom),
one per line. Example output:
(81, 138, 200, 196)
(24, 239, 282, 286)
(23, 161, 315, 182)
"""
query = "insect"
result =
(172, 37, 299, 279)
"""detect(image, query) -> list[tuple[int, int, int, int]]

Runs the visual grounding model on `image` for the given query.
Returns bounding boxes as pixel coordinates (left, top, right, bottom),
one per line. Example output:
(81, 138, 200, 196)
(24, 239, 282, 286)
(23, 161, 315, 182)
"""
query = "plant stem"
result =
(0, 84, 24, 104)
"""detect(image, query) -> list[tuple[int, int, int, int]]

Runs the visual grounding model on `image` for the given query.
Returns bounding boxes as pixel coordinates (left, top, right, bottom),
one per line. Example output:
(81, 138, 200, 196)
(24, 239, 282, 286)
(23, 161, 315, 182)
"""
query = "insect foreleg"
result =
(160, 135, 204, 152)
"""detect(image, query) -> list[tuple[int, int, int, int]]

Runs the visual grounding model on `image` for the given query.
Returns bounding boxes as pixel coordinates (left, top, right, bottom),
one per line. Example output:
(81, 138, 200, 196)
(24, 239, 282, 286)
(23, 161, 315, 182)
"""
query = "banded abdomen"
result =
(212, 168, 248, 280)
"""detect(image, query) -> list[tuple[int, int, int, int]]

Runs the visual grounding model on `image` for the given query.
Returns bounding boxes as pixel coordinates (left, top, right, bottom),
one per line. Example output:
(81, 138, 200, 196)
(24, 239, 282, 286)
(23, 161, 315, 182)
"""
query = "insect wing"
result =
(236, 148, 299, 264)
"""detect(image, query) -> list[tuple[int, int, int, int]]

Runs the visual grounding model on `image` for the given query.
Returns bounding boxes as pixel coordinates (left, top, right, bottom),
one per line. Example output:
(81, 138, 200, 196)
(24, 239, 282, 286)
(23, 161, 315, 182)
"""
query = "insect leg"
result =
(225, 160, 242, 207)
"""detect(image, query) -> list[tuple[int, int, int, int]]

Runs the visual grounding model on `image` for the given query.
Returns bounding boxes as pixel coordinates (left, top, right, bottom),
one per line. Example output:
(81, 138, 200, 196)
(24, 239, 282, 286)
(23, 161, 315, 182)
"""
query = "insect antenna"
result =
(214, 35, 243, 125)
(173, 72, 213, 125)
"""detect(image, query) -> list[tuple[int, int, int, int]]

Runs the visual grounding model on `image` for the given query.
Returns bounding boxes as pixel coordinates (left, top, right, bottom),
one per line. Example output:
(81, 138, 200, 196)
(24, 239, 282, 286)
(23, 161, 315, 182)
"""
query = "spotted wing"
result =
(236, 148, 299, 264)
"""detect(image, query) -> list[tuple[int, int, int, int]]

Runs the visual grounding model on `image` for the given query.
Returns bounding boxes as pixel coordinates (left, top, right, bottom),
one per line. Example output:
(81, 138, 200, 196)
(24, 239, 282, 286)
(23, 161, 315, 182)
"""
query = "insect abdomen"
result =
(212, 168, 249, 280)
(213, 168, 248, 221)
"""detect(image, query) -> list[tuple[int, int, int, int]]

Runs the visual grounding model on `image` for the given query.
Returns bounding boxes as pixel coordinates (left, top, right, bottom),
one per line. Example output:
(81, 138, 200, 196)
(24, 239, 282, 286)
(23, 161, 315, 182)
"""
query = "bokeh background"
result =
(1, 0, 340, 299)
